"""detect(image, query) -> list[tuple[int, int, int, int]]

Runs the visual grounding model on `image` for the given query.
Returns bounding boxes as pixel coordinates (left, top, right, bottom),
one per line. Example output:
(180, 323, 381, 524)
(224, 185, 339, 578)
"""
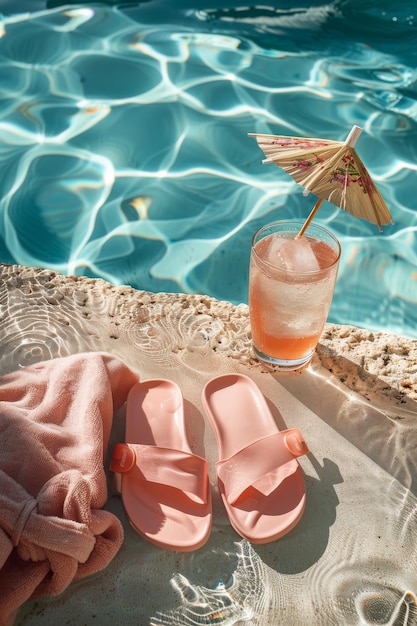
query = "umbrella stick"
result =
(296, 198, 324, 238)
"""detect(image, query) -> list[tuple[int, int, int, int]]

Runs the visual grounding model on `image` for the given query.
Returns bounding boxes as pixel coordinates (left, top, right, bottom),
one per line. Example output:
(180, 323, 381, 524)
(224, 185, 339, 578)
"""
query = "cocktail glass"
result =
(249, 220, 341, 371)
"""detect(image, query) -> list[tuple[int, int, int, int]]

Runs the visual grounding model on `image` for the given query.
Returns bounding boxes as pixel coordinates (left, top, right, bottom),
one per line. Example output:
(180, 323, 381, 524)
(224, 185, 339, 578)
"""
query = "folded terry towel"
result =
(0, 351, 139, 625)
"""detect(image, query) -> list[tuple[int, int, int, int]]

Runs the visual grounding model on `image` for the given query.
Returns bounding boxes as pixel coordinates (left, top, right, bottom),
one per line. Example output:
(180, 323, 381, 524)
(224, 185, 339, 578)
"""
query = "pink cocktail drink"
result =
(249, 221, 340, 371)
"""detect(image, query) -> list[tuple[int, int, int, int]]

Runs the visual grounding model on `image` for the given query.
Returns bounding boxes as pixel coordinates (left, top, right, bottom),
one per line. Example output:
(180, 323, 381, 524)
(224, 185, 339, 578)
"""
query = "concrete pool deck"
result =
(1, 263, 417, 625)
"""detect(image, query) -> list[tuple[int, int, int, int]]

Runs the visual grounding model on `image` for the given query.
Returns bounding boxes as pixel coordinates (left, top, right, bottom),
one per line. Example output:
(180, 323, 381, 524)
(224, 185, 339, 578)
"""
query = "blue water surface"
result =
(0, 1, 416, 337)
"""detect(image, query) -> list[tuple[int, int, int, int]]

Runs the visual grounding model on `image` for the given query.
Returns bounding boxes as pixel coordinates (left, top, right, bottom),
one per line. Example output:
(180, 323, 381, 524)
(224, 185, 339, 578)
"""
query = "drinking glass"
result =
(249, 220, 341, 371)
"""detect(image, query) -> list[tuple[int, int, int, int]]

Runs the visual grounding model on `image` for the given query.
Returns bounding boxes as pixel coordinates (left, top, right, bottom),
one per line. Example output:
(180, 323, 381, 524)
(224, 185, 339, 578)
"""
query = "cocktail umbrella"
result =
(248, 125, 393, 237)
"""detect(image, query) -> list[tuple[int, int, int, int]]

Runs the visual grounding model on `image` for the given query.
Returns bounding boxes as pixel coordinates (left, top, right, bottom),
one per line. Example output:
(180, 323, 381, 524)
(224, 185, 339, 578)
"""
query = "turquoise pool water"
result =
(0, 1, 416, 337)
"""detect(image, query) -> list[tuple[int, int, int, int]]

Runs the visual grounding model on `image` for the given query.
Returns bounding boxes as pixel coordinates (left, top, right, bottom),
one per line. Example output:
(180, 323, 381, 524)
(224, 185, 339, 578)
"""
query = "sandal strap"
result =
(217, 429, 308, 505)
(110, 443, 209, 504)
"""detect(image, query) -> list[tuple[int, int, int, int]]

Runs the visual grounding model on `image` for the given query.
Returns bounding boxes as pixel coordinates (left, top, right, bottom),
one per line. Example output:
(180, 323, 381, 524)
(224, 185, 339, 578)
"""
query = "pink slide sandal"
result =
(110, 379, 211, 551)
(202, 373, 309, 544)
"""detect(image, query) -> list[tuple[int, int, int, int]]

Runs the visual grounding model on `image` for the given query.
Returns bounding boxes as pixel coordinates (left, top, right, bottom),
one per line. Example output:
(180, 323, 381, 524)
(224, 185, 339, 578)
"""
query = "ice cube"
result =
(278, 237, 320, 272)
(264, 236, 287, 266)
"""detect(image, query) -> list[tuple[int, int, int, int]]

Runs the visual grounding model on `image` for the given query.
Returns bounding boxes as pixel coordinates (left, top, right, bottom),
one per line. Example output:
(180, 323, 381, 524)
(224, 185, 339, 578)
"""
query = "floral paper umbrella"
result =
(248, 125, 393, 236)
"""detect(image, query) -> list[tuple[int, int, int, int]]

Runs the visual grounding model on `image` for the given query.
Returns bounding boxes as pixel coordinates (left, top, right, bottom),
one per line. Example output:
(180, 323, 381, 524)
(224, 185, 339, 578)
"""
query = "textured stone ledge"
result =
(1, 262, 416, 407)
(3, 262, 417, 626)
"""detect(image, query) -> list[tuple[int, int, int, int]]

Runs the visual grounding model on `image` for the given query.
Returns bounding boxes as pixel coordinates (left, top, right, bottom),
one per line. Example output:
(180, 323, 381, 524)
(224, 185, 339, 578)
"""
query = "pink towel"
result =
(0, 352, 139, 625)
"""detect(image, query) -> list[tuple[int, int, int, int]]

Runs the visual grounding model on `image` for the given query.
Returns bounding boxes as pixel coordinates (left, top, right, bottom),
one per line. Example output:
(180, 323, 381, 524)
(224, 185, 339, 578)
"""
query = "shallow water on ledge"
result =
(0, 1, 416, 339)
(2, 266, 417, 626)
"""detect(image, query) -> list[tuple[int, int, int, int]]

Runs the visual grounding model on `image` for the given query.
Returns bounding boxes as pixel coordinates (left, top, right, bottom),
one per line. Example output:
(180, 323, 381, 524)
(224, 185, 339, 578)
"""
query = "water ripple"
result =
(3, 263, 417, 625)
(0, 3, 416, 336)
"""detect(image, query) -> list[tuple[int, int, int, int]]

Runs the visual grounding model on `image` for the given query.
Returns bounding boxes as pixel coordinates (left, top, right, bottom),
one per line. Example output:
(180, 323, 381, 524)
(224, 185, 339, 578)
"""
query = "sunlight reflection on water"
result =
(2, 261, 417, 625)
(0, 3, 416, 338)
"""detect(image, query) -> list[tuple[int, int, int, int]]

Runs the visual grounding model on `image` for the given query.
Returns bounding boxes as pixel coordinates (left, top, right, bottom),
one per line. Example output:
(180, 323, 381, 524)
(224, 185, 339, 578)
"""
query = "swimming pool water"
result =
(0, 1, 416, 338)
